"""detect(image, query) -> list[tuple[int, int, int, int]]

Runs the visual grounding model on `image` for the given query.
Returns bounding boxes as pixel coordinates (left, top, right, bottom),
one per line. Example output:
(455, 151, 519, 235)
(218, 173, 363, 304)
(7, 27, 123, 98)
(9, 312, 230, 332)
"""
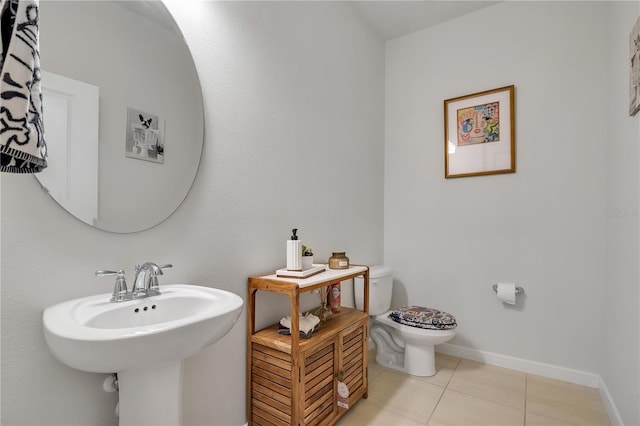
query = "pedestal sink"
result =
(43, 284, 243, 426)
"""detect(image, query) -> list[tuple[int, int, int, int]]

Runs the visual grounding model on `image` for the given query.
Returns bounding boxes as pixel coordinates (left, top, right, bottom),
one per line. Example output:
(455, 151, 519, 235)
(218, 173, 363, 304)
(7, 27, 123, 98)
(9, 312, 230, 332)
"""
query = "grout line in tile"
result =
(441, 355, 461, 389)
(425, 383, 448, 425)
(423, 354, 459, 424)
(365, 356, 609, 426)
(443, 360, 527, 415)
(441, 386, 529, 413)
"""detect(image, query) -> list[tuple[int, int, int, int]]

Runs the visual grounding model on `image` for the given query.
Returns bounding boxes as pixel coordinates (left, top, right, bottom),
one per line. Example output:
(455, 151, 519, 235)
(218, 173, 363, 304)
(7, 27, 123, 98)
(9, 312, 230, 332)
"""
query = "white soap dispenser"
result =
(286, 228, 302, 271)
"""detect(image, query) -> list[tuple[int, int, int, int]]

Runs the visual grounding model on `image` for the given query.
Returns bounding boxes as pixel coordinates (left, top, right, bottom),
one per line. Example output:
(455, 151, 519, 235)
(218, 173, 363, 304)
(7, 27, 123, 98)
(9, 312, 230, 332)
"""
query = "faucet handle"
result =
(95, 269, 124, 277)
(96, 270, 130, 303)
(147, 264, 172, 295)
(157, 264, 173, 274)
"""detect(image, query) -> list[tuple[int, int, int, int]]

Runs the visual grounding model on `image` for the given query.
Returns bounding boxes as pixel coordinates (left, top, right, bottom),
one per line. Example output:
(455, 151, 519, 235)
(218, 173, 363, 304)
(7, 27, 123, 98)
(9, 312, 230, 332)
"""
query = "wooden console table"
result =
(247, 265, 369, 425)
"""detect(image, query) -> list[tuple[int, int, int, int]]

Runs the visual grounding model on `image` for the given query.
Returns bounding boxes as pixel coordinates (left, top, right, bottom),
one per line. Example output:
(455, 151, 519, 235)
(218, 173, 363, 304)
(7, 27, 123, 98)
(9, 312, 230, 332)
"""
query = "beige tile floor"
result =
(338, 352, 611, 426)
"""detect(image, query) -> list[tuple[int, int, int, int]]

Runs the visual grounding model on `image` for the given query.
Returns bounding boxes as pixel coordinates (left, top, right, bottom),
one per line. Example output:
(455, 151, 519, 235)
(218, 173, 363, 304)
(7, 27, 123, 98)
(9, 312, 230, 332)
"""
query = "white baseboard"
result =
(597, 377, 625, 426)
(437, 343, 599, 386)
(436, 343, 622, 425)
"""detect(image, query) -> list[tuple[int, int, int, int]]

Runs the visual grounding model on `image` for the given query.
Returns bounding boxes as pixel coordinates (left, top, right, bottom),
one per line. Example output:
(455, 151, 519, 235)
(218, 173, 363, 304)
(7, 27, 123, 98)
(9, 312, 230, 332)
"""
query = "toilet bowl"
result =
(355, 266, 457, 377)
(372, 311, 456, 376)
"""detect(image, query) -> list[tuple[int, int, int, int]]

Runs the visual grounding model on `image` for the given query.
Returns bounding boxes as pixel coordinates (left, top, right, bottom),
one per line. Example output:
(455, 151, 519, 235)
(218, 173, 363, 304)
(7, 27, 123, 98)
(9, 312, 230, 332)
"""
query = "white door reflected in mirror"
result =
(39, 71, 99, 226)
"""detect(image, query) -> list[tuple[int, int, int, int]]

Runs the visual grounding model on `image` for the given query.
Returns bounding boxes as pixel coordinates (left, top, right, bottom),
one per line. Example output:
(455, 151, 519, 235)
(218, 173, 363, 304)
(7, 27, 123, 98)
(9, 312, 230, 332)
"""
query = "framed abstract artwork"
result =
(444, 85, 515, 178)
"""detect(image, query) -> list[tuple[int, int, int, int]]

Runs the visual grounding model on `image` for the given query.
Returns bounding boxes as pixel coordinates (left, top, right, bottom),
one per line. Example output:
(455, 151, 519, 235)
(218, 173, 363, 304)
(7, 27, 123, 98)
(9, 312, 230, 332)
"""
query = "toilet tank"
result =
(354, 265, 393, 315)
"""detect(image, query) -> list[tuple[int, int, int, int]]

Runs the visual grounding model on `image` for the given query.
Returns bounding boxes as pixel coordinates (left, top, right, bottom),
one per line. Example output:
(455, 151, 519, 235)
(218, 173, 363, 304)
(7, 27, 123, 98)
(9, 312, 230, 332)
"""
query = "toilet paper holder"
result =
(492, 284, 524, 295)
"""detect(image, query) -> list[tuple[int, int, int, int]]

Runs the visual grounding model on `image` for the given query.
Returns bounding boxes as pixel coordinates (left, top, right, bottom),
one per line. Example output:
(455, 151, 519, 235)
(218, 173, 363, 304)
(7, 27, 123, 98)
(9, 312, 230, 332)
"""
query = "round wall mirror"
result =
(36, 1, 204, 233)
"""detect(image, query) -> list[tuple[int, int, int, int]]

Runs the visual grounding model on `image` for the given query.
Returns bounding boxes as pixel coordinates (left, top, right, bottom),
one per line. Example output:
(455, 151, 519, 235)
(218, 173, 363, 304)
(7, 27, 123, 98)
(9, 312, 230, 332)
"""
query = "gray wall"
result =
(384, 2, 638, 425)
(0, 2, 385, 425)
(603, 1, 640, 424)
(2, 1, 638, 425)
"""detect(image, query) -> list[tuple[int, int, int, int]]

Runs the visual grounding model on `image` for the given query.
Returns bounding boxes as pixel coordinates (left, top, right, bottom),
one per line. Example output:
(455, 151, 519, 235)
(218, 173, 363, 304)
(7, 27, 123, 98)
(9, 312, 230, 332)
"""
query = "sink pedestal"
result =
(118, 362, 183, 426)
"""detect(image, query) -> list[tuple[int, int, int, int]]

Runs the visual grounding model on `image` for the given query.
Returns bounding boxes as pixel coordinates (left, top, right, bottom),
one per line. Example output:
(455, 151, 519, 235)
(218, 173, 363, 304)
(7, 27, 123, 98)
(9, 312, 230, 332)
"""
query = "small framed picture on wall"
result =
(125, 107, 165, 164)
(444, 85, 515, 178)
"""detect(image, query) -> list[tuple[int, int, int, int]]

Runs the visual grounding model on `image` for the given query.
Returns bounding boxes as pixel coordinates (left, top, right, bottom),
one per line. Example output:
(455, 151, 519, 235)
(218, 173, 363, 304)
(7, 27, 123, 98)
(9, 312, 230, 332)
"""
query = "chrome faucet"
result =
(95, 269, 130, 302)
(96, 262, 172, 302)
(132, 262, 172, 298)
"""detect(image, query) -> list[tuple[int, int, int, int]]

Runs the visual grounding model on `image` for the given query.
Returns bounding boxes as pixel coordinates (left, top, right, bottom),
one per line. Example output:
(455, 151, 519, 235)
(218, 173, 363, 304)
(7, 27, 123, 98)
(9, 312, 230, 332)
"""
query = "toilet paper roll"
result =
(497, 283, 517, 305)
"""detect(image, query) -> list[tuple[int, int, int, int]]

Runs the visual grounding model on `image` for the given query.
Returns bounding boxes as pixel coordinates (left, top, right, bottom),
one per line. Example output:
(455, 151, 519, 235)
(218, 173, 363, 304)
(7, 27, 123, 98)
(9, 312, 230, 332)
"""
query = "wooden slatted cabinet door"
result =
(338, 321, 367, 410)
(251, 344, 293, 425)
(301, 338, 338, 426)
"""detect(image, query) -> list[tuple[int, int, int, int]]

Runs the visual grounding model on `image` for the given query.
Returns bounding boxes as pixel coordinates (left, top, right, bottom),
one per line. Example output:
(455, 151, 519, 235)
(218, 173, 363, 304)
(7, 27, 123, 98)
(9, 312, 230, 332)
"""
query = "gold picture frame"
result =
(444, 85, 515, 178)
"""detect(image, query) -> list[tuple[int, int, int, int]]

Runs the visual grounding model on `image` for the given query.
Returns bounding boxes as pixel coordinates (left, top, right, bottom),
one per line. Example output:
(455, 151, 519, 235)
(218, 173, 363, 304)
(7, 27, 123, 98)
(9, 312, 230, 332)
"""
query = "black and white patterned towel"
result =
(0, 0, 47, 173)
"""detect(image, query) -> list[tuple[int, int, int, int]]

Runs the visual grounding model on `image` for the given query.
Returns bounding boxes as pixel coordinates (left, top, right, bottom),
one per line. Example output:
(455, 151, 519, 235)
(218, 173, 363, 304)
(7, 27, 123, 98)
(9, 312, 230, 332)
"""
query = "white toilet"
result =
(355, 265, 457, 377)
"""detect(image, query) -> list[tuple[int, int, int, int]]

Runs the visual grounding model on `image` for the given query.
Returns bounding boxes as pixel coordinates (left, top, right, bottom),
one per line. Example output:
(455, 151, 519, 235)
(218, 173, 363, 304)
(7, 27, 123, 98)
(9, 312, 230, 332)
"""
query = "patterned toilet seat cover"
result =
(389, 305, 457, 330)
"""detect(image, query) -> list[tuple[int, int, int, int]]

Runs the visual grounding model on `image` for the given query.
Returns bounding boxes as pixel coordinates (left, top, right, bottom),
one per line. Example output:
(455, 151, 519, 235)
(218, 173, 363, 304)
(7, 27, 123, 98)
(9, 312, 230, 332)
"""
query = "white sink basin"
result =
(43, 284, 243, 373)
